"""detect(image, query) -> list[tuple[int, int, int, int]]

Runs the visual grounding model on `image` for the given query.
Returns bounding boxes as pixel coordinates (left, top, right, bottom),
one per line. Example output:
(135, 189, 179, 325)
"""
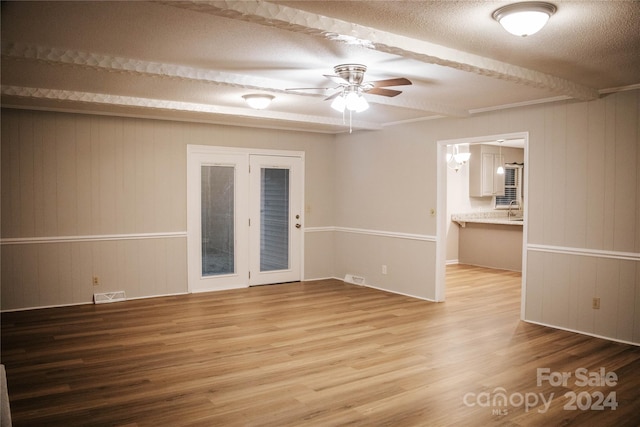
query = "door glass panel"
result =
(201, 165, 234, 276)
(260, 168, 289, 271)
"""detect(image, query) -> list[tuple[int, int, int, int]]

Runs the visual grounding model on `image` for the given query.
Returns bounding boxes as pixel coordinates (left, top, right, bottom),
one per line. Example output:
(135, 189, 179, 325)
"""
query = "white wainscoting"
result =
(306, 226, 438, 301)
(525, 244, 639, 345)
(1, 232, 188, 311)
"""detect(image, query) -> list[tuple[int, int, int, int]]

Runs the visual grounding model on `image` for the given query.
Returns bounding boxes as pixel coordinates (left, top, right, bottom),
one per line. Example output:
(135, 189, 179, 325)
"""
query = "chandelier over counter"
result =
(446, 145, 471, 172)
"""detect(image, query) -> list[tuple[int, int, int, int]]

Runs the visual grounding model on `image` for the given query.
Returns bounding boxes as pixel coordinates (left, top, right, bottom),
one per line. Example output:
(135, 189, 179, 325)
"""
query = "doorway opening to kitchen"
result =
(435, 132, 529, 319)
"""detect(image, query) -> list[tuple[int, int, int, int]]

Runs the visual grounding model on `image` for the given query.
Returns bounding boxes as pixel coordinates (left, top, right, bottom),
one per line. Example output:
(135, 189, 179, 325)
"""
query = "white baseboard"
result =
(307, 276, 438, 303)
(1, 291, 190, 313)
(523, 319, 639, 347)
(1, 301, 89, 313)
(303, 276, 342, 282)
(359, 282, 438, 303)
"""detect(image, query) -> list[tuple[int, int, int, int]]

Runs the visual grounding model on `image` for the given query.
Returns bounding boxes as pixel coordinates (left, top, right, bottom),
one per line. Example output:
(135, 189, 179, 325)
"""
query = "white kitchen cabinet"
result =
(469, 145, 505, 197)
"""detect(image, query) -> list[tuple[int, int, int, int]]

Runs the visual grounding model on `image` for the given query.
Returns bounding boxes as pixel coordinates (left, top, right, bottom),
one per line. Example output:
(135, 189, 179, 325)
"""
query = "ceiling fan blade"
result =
(323, 74, 348, 84)
(285, 87, 332, 91)
(370, 77, 412, 87)
(365, 87, 403, 97)
(324, 91, 342, 101)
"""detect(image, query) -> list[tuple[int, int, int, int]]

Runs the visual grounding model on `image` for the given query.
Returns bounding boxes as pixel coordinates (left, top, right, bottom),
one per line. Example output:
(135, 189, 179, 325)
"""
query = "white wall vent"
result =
(344, 274, 366, 285)
(93, 291, 126, 304)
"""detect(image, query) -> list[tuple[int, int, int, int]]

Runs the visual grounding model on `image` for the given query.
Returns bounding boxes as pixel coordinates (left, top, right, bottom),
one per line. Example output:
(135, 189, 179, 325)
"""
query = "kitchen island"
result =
(451, 212, 523, 272)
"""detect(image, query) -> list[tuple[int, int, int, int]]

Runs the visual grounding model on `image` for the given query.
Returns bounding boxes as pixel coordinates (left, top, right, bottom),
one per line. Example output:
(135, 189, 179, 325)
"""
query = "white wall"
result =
(332, 124, 438, 300)
(2, 90, 639, 345)
(1, 110, 336, 309)
(334, 90, 639, 344)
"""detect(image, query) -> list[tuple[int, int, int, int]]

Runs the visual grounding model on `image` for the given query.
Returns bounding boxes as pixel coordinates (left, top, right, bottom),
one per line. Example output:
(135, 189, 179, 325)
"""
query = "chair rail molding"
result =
(527, 244, 640, 262)
(1, 232, 187, 245)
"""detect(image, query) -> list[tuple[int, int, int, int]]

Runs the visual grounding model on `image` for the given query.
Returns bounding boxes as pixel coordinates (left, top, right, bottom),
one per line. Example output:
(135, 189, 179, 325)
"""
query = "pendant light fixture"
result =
(492, 2, 557, 37)
(496, 140, 505, 175)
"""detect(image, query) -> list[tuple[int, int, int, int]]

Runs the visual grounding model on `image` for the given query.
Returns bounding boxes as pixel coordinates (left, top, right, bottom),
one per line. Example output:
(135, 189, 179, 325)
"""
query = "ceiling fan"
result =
(288, 64, 412, 113)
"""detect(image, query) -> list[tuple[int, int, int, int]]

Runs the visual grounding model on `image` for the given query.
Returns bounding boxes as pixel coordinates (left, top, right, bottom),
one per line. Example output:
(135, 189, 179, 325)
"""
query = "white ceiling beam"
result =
(166, 0, 599, 102)
(2, 41, 468, 118)
(1, 42, 298, 95)
(1, 85, 383, 131)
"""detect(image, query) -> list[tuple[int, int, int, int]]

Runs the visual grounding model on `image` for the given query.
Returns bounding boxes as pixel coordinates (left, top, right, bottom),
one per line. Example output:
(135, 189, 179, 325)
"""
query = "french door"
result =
(187, 146, 303, 292)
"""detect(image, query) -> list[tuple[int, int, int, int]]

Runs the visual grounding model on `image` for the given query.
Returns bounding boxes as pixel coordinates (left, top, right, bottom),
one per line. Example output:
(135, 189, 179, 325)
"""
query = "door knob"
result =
(295, 224, 301, 229)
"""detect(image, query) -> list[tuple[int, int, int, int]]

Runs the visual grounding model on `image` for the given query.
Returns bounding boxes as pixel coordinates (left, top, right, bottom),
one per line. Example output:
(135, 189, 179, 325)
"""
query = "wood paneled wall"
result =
(1, 238, 186, 308)
(528, 94, 639, 253)
(1, 112, 186, 238)
(1, 111, 188, 309)
(2, 91, 638, 344)
(1, 109, 335, 310)
(524, 91, 640, 344)
(334, 90, 639, 344)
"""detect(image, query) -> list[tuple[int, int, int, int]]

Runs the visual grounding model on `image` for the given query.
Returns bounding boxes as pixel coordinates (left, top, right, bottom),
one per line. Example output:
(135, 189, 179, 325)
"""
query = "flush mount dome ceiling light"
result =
(492, 2, 557, 37)
(242, 94, 274, 110)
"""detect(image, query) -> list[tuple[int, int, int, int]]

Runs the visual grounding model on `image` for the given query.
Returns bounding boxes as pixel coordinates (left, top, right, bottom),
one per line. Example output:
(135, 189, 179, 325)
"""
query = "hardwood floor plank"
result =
(2, 265, 639, 426)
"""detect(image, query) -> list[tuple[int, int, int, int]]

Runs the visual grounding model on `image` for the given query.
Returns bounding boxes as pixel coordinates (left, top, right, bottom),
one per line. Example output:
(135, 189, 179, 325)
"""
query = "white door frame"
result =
(187, 145, 305, 293)
(435, 132, 529, 319)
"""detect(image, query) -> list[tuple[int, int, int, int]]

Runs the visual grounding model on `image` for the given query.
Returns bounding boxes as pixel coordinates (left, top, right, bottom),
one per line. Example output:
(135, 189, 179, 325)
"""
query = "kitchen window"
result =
(495, 164, 523, 208)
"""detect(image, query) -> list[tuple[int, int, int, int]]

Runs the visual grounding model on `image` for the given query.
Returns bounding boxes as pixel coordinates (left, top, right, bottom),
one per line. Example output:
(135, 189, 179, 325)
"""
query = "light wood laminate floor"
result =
(2, 264, 639, 426)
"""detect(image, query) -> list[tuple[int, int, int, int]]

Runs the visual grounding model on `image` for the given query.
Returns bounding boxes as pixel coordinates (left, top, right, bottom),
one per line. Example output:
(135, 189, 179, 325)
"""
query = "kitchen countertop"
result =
(451, 211, 524, 227)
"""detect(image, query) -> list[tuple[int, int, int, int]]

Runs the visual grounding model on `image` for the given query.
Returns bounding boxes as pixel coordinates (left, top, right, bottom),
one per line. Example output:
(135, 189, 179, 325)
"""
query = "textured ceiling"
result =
(2, 0, 639, 133)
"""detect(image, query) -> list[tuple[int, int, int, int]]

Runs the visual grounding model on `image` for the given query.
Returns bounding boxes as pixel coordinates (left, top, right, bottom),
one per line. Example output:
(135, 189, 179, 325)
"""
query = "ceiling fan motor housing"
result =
(334, 64, 367, 85)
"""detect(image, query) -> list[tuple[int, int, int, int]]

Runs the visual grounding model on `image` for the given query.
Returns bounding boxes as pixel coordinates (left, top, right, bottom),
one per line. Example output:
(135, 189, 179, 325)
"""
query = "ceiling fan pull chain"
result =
(349, 109, 353, 134)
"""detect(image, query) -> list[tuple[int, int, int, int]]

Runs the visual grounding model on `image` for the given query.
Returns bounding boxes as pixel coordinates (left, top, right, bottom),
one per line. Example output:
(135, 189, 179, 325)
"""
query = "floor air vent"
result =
(344, 274, 365, 285)
(94, 291, 126, 304)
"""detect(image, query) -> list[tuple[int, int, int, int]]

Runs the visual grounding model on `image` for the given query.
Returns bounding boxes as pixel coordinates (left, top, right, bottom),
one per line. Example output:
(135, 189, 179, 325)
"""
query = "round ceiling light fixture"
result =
(492, 2, 557, 37)
(242, 94, 274, 110)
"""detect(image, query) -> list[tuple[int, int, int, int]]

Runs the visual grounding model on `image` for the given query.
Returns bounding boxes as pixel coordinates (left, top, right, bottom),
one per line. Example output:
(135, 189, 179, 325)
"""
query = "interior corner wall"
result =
(0, 109, 335, 310)
(333, 125, 439, 300)
(333, 90, 639, 344)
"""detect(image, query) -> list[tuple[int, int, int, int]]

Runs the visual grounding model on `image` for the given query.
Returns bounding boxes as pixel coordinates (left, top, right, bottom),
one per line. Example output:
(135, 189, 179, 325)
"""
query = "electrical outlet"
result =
(93, 276, 100, 286)
(382, 265, 387, 275)
(592, 297, 600, 309)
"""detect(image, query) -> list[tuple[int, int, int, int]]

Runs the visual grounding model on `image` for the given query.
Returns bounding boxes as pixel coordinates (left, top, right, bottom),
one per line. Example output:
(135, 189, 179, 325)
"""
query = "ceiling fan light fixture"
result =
(330, 94, 347, 112)
(331, 91, 369, 113)
(345, 91, 369, 112)
(492, 2, 556, 37)
(353, 96, 369, 113)
(242, 94, 274, 110)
